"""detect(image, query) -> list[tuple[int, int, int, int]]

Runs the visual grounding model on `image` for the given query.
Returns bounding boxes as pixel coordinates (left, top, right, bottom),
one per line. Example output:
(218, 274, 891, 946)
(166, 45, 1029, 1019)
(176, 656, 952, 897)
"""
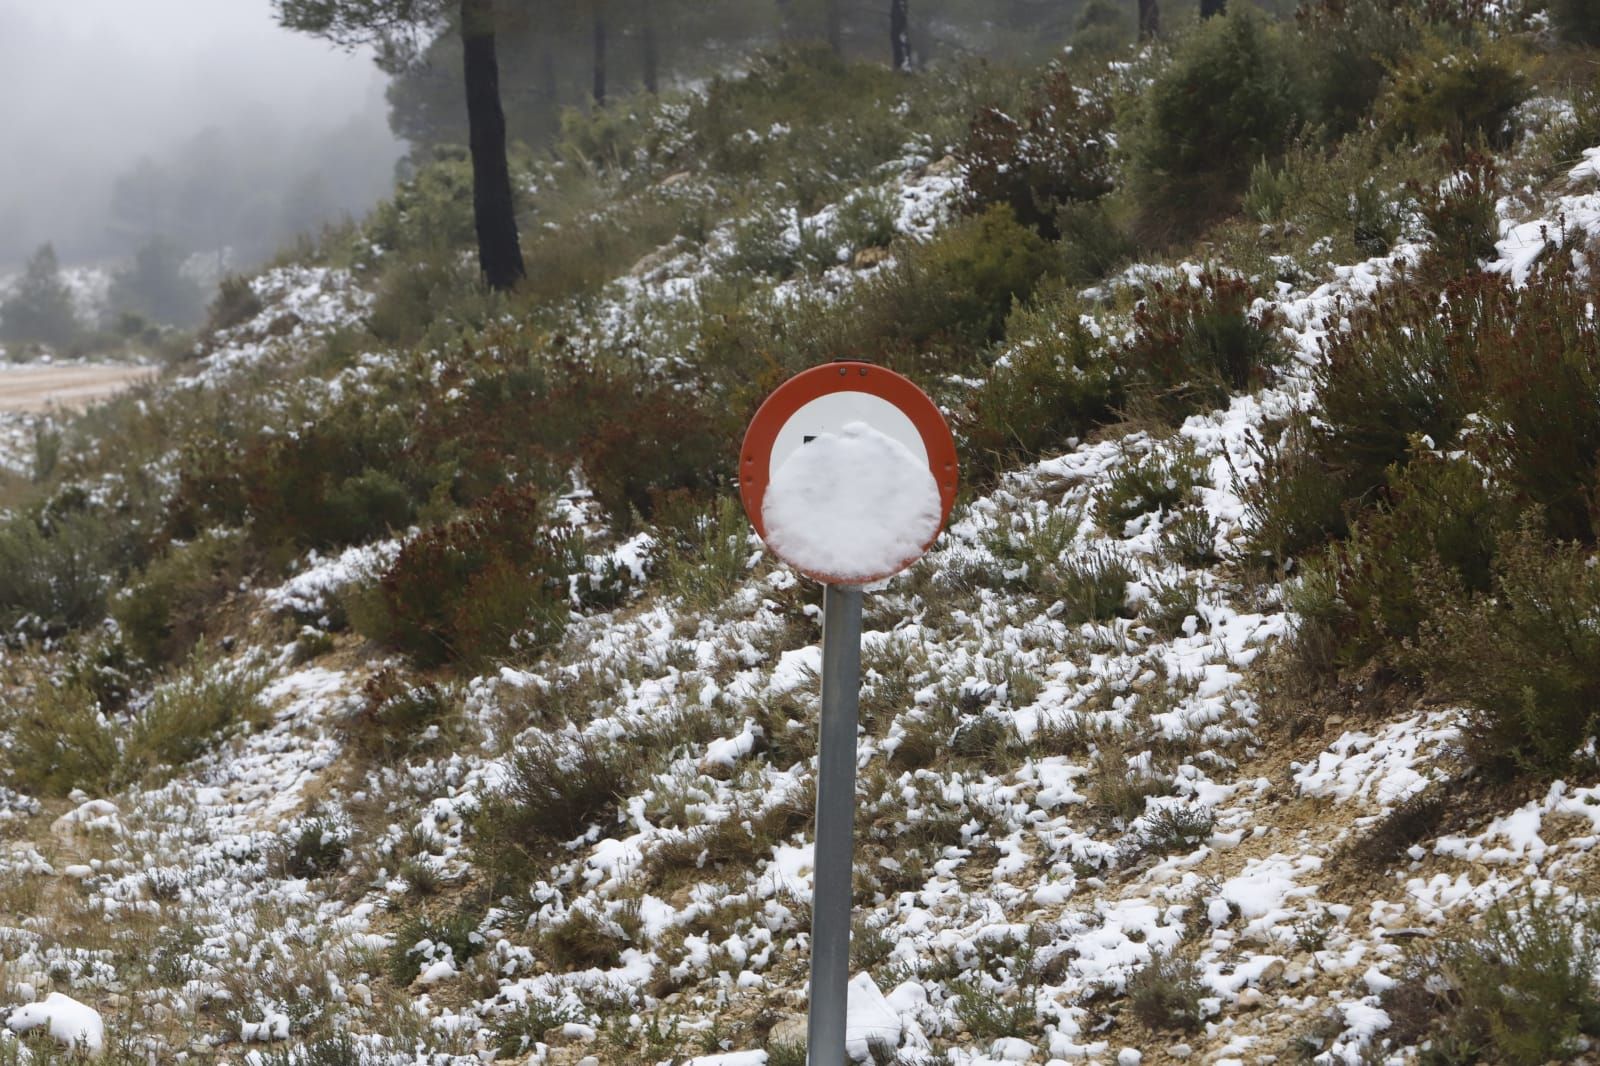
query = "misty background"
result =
(0, 0, 402, 275)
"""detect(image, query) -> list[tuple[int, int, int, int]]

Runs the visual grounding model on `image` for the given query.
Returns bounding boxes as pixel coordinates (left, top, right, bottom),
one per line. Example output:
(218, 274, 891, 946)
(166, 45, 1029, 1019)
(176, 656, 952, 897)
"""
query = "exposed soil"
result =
(0, 364, 155, 413)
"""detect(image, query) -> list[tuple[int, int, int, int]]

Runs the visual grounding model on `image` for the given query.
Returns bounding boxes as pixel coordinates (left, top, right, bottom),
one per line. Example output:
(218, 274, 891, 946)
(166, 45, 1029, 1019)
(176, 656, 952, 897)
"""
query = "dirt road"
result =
(0, 364, 157, 413)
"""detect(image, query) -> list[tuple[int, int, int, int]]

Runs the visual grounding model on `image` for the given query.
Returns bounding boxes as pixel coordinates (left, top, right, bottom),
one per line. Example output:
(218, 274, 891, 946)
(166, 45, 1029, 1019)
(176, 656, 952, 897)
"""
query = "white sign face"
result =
(767, 391, 928, 480)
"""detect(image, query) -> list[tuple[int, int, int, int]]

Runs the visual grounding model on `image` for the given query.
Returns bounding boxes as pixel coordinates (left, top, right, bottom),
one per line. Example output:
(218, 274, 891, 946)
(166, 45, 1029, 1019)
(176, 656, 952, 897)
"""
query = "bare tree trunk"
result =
(1199, 0, 1225, 16)
(640, 0, 659, 93)
(592, 2, 608, 106)
(461, 0, 524, 292)
(1138, 0, 1160, 39)
(826, 0, 842, 53)
(891, 0, 911, 69)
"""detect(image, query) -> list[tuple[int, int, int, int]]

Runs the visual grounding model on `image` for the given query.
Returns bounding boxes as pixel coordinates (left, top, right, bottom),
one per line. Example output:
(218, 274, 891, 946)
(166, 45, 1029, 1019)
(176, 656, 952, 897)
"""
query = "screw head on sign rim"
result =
(738, 361, 959, 585)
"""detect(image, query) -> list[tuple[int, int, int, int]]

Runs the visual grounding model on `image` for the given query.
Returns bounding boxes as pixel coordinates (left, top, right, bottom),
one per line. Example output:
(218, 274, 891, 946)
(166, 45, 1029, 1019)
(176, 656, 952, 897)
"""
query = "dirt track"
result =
(0, 364, 156, 413)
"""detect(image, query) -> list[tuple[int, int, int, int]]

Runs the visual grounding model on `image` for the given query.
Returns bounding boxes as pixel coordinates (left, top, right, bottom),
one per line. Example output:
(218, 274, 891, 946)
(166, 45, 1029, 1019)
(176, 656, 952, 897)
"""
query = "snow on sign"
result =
(739, 361, 958, 584)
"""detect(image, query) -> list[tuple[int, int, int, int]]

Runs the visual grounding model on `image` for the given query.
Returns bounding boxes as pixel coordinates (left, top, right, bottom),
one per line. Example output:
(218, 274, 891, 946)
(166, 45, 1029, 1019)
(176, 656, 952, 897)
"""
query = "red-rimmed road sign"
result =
(737, 361, 959, 1065)
(739, 361, 958, 584)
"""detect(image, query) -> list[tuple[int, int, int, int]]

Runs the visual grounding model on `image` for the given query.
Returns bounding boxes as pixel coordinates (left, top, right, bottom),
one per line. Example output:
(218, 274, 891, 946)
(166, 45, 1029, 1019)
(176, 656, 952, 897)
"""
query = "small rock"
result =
(1119, 1049, 1143, 1066)
(265, 312, 302, 337)
(769, 1013, 806, 1048)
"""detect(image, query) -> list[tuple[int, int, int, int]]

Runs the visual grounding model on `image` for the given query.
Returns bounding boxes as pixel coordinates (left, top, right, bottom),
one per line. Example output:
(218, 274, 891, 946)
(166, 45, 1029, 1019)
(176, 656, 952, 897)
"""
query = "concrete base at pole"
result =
(806, 583, 864, 1066)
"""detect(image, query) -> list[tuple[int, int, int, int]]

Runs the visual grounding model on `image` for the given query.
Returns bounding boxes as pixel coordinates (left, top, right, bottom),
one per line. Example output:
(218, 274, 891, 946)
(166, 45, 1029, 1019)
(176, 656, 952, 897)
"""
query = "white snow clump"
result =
(762, 421, 940, 583)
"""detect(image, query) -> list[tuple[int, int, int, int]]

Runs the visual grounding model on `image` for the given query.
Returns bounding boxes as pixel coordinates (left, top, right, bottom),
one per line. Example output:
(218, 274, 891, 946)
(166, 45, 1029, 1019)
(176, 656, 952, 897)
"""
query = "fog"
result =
(0, 0, 404, 272)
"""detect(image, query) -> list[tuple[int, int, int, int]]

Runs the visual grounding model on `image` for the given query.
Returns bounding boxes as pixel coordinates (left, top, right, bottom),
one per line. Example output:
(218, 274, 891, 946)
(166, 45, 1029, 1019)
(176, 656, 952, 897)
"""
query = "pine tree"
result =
(108, 238, 207, 328)
(274, 0, 526, 291)
(0, 244, 80, 351)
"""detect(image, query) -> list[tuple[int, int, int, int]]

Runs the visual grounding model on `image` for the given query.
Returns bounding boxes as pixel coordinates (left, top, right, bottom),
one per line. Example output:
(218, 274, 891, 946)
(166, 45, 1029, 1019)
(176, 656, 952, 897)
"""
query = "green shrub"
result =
(111, 530, 246, 665)
(1124, 11, 1308, 240)
(833, 187, 899, 256)
(1249, 278, 1486, 559)
(1072, 0, 1133, 57)
(1295, 0, 1418, 137)
(1413, 524, 1600, 776)
(1395, 895, 1600, 1064)
(492, 998, 586, 1058)
(1139, 806, 1215, 857)
(817, 205, 1053, 374)
(1379, 36, 1529, 156)
(365, 150, 477, 255)
(6, 681, 119, 797)
(386, 910, 484, 986)
(1310, 452, 1510, 667)
(960, 69, 1115, 236)
(126, 650, 268, 780)
(342, 671, 458, 760)
(1119, 271, 1283, 421)
(347, 486, 573, 669)
(960, 301, 1121, 478)
(660, 495, 751, 612)
(206, 274, 263, 333)
(1126, 950, 1206, 1031)
(281, 817, 348, 880)
(474, 733, 643, 889)
(1552, 0, 1600, 43)
(0, 498, 140, 630)
(1100, 445, 1205, 532)
(1055, 199, 1138, 284)
(1415, 156, 1499, 282)
(1056, 550, 1134, 623)
(727, 206, 802, 279)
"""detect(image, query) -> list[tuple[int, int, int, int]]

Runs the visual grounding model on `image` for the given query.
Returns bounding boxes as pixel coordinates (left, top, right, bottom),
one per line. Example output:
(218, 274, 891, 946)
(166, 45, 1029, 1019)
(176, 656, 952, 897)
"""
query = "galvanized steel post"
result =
(806, 582, 864, 1066)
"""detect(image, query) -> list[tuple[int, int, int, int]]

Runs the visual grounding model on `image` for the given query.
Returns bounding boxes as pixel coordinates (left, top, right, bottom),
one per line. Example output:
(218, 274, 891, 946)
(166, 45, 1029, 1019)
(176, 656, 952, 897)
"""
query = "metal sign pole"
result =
(807, 582, 864, 1066)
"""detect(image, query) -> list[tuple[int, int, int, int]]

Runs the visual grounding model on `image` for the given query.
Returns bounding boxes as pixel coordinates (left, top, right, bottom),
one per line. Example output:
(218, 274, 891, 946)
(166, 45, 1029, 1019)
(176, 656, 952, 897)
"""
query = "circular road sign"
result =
(739, 361, 958, 584)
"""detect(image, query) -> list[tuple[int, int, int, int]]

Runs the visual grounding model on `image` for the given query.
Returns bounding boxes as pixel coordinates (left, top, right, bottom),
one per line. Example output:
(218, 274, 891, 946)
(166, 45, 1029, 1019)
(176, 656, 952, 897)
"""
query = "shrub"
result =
(1310, 452, 1510, 667)
(347, 486, 573, 669)
(1072, 0, 1133, 57)
(1552, 0, 1600, 43)
(1056, 550, 1134, 623)
(1139, 806, 1215, 857)
(474, 733, 642, 888)
(1248, 279, 1483, 559)
(960, 296, 1121, 478)
(1124, 11, 1308, 241)
(1379, 36, 1529, 156)
(1100, 445, 1205, 532)
(960, 69, 1115, 236)
(365, 150, 477, 255)
(660, 495, 751, 612)
(126, 650, 268, 780)
(6, 681, 119, 797)
(1415, 156, 1499, 282)
(1398, 895, 1600, 1064)
(1340, 790, 1444, 870)
(1126, 950, 1206, 1031)
(579, 381, 733, 526)
(0, 501, 135, 630)
(386, 910, 484, 986)
(1413, 524, 1600, 776)
(111, 530, 246, 665)
(1119, 272, 1283, 421)
(807, 205, 1053, 375)
(281, 817, 348, 880)
(206, 275, 263, 333)
(833, 187, 899, 257)
(341, 671, 457, 760)
(1294, 0, 1419, 137)
(492, 998, 586, 1058)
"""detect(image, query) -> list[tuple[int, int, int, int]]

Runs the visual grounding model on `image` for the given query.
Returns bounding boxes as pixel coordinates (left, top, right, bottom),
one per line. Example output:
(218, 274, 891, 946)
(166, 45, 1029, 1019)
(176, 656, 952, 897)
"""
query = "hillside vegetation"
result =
(5, 4, 1600, 1064)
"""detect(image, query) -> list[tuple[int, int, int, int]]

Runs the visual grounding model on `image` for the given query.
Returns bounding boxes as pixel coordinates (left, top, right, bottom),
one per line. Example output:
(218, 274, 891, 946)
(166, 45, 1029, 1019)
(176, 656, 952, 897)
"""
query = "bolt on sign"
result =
(740, 361, 958, 1065)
